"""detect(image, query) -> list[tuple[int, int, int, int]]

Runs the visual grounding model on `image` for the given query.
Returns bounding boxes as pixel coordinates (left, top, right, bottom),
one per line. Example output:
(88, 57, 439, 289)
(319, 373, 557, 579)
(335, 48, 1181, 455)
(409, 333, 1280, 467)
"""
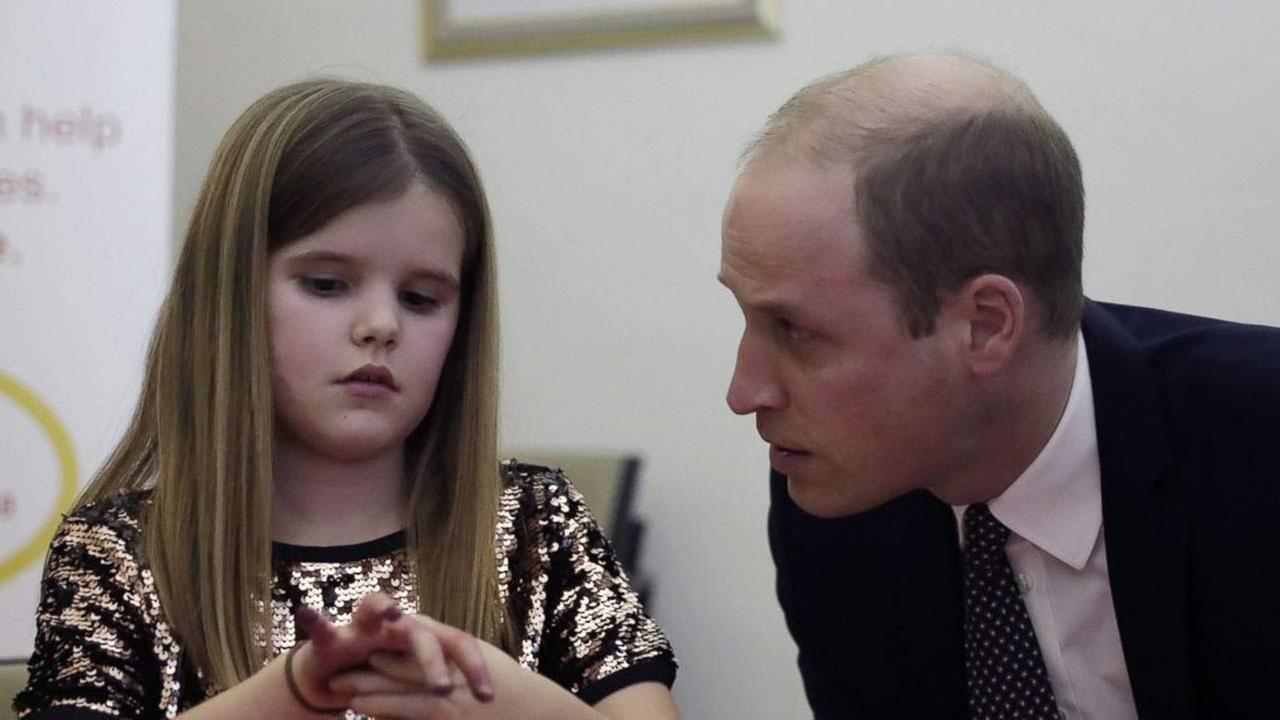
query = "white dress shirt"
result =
(953, 334, 1138, 720)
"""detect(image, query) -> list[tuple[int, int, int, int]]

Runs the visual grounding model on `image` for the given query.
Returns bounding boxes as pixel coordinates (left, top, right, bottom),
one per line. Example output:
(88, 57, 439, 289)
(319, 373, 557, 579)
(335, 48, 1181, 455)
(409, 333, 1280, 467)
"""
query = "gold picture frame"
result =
(424, 0, 777, 60)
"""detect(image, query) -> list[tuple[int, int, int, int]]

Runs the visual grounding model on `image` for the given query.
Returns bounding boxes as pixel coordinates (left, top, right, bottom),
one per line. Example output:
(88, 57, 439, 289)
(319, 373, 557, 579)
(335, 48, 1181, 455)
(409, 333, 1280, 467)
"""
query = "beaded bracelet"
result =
(285, 642, 348, 715)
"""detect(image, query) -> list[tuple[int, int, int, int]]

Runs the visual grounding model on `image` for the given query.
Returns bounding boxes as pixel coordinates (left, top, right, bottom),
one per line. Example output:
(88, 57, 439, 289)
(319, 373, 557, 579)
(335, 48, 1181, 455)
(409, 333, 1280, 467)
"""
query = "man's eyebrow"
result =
(719, 274, 797, 309)
(753, 300, 805, 317)
(730, 293, 804, 318)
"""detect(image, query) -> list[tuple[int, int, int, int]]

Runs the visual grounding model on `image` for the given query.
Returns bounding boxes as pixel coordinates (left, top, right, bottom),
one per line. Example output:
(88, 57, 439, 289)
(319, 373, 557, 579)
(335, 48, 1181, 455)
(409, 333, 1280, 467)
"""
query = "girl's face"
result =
(267, 182, 465, 463)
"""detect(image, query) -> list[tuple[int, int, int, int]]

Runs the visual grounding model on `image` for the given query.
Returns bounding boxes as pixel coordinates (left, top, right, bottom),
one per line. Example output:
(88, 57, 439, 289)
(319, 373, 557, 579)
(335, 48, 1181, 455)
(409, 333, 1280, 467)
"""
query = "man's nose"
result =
(726, 336, 784, 415)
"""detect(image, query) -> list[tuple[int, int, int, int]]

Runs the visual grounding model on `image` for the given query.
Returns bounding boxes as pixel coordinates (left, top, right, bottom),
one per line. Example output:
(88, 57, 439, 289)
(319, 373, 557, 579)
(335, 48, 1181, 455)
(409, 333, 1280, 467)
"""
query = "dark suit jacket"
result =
(769, 301, 1280, 719)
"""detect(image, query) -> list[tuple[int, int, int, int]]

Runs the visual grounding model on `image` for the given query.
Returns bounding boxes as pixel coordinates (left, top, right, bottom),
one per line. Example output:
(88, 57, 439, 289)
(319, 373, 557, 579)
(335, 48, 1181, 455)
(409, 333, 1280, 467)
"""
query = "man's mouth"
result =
(769, 443, 812, 473)
(764, 433, 812, 457)
(762, 433, 808, 455)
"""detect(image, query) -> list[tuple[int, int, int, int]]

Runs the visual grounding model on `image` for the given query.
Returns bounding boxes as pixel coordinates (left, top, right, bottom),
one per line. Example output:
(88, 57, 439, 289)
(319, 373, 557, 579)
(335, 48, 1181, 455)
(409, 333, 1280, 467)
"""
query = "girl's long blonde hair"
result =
(79, 79, 509, 688)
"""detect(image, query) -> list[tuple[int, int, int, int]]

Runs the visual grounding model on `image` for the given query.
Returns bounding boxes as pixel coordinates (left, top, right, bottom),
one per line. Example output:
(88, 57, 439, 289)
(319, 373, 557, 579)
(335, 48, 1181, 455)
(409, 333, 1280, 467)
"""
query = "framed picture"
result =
(424, 0, 777, 59)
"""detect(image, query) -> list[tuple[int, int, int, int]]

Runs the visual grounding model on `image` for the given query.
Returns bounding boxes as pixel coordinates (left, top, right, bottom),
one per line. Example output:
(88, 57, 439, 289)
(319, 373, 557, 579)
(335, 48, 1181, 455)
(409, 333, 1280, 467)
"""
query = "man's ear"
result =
(950, 274, 1025, 377)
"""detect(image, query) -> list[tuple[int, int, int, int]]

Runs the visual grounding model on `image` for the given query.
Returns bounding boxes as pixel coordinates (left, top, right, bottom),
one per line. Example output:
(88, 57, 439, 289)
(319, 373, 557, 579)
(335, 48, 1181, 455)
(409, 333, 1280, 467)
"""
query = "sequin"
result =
(15, 463, 676, 718)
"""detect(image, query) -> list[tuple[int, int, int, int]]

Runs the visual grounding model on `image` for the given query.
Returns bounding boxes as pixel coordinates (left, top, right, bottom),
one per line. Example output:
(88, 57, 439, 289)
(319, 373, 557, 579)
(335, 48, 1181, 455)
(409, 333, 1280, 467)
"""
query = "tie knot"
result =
(963, 502, 1011, 560)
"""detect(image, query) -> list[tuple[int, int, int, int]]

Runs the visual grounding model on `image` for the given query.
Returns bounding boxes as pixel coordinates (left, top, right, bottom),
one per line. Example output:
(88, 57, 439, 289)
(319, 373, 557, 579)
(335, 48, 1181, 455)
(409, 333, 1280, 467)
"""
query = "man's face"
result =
(720, 159, 968, 518)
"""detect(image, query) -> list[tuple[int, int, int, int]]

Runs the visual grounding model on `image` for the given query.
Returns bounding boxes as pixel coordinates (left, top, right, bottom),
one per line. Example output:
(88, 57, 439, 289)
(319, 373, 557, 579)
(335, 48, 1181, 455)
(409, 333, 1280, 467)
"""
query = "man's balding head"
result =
(747, 53, 1042, 165)
(744, 52, 1084, 338)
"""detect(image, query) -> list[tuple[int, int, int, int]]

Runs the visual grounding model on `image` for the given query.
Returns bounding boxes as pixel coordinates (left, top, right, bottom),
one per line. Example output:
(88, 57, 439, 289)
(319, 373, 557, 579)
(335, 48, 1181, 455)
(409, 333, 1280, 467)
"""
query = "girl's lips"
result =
(340, 380, 397, 398)
(339, 363, 398, 390)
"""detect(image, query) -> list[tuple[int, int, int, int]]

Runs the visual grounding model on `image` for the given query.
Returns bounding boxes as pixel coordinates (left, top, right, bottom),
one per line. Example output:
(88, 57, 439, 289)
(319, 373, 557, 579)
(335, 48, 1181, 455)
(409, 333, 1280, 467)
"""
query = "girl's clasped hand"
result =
(286, 592, 506, 718)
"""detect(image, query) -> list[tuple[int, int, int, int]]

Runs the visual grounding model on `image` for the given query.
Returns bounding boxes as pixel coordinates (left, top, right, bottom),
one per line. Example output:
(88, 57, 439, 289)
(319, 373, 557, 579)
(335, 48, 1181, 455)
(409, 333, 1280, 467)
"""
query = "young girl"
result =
(15, 79, 679, 720)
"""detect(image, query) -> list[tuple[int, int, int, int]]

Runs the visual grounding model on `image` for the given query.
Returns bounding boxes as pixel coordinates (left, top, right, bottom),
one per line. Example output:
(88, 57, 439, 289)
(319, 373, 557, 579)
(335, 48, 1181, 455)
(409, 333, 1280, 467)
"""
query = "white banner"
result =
(0, 0, 175, 657)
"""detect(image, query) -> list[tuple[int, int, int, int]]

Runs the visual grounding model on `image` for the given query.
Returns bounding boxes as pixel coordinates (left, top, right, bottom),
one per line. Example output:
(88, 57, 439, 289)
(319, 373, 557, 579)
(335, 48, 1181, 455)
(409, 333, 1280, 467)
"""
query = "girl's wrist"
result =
(283, 641, 348, 715)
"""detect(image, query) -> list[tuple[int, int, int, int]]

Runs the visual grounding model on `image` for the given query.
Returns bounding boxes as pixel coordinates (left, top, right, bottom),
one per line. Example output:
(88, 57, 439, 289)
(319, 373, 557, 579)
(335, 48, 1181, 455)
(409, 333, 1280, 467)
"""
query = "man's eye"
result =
(300, 276, 348, 295)
(777, 318, 813, 343)
(400, 290, 440, 313)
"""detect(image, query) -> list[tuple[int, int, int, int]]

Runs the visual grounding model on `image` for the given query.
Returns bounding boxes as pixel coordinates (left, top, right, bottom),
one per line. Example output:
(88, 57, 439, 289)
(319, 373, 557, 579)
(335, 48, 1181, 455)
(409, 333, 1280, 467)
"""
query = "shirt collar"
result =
(958, 332, 1102, 570)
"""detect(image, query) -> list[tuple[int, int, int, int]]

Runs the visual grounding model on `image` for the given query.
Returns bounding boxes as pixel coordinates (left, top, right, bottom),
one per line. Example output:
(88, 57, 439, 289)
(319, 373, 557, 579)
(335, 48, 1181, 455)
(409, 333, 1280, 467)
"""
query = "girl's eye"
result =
(399, 290, 439, 313)
(300, 276, 348, 296)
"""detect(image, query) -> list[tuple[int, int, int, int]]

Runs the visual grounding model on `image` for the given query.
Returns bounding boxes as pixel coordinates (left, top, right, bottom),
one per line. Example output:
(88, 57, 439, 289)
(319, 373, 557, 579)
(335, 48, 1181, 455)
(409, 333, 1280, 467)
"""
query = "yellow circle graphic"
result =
(0, 371, 78, 582)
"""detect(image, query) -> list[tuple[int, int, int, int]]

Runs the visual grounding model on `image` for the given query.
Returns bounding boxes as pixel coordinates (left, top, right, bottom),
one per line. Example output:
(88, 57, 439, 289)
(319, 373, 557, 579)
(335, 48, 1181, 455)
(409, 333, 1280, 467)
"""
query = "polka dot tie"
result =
(962, 503, 1060, 719)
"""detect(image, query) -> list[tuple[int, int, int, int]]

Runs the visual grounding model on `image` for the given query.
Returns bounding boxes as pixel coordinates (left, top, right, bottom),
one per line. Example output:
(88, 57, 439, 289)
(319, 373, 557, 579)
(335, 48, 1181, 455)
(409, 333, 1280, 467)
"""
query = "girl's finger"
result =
(367, 651, 469, 692)
(409, 616, 494, 702)
(352, 592, 402, 633)
(349, 691, 461, 720)
(402, 623, 454, 694)
(329, 668, 427, 695)
(296, 605, 339, 647)
(367, 651, 427, 683)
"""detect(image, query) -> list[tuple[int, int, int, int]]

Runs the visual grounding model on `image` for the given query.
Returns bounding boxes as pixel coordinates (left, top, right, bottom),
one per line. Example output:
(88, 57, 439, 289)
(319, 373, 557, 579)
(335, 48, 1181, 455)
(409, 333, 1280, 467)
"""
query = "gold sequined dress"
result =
(14, 463, 676, 719)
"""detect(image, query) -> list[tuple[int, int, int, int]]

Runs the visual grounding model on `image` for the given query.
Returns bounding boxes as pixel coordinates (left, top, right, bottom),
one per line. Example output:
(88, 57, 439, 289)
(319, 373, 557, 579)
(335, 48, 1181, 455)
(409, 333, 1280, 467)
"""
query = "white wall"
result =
(1, 0, 174, 657)
(173, 2, 1280, 717)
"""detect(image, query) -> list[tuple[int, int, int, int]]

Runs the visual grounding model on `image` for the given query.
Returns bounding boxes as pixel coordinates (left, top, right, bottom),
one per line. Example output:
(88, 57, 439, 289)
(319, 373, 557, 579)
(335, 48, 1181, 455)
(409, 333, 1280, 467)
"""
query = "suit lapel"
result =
(770, 476, 967, 717)
(1083, 302, 1193, 719)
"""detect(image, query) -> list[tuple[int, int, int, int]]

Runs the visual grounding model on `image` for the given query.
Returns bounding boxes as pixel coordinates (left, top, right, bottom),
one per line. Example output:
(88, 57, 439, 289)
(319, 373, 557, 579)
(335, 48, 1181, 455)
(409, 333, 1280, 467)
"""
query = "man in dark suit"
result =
(719, 52, 1280, 719)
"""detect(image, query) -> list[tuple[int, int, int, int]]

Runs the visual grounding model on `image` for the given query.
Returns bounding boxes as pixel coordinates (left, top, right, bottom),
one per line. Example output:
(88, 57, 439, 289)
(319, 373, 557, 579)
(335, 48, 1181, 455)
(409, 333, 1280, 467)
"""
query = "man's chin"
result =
(785, 473, 889, 519)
